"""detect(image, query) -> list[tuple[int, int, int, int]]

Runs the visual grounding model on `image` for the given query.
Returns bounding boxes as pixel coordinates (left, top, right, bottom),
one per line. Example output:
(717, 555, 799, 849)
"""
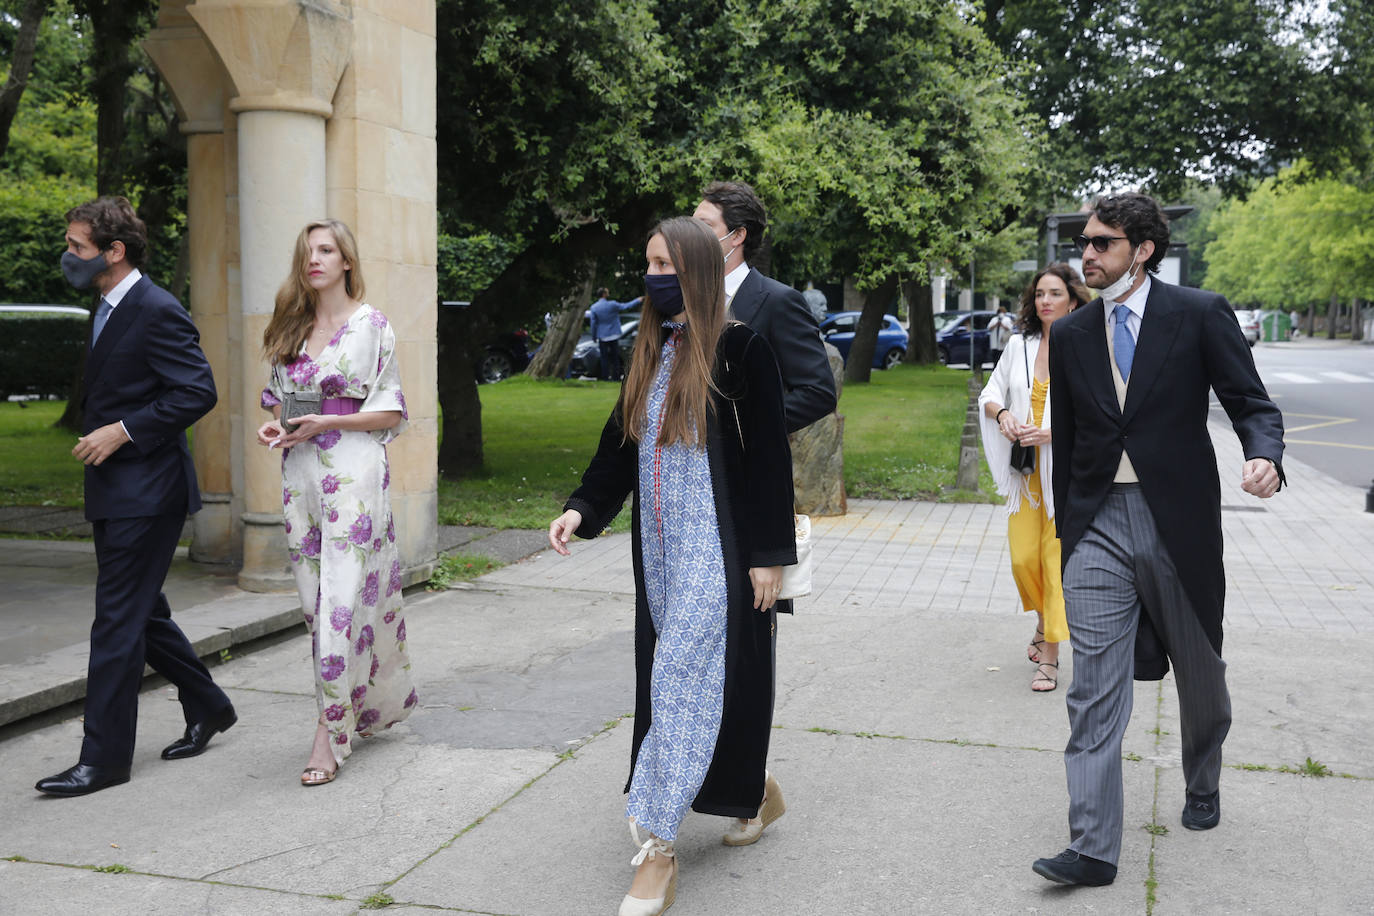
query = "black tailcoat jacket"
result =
(1048, 280, 1284, 679)
(730, 268, 837, 433)
(81, 274, 217, 520)
(565, 323, 797, 817)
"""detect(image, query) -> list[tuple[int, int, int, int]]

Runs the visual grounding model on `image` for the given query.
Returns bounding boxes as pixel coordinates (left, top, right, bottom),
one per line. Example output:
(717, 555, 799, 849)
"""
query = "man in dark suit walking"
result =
(36, 197, 236, 797)
(694, 181, 837, 433)
(1031, 193, 1285, 885)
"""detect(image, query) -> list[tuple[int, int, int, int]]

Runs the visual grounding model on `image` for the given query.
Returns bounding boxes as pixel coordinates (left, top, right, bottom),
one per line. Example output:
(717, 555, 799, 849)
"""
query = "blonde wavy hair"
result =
(620, 216, 725, 447)
(262, 219, 366, 366)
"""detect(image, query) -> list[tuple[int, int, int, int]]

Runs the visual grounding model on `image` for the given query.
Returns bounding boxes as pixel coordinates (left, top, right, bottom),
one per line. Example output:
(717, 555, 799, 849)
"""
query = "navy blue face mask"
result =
(643, 273, 685, 318)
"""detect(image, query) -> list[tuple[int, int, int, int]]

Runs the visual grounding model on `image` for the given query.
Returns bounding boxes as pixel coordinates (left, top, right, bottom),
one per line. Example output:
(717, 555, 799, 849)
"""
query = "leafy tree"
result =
(1205, 164, 1374, 330)
(0, 0, 52, 158)
(981, 0, 1374, 199)
(437, 0, 1040, 471)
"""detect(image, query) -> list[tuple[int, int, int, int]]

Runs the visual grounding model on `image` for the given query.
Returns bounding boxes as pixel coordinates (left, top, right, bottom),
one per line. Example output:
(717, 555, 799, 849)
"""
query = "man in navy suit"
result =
(36, 197, 236, 797)
(1032, 193, 1284, 885)
(694, 181, 836, 433)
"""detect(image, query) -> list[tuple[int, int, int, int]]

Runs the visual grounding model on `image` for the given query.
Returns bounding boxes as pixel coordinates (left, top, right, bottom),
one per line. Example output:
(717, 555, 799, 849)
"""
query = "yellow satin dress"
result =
(1005, 378, 1068, 643)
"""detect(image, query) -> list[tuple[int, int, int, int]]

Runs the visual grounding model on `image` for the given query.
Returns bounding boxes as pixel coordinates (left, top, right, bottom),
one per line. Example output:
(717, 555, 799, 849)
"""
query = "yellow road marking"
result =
(1285, 439, 1374, 451)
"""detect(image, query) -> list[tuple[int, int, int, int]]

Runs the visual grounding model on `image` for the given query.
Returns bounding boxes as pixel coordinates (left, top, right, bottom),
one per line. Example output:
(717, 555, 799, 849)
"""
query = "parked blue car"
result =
(819, 311, 908, 369)
(933, 310, 996, 368)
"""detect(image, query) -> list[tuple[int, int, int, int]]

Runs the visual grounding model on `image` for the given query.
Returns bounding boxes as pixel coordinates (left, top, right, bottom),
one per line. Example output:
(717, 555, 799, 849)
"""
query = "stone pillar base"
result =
(792, 413, 847, 516)
(238, 511, 295, 593)
(189, 492, 236, 564)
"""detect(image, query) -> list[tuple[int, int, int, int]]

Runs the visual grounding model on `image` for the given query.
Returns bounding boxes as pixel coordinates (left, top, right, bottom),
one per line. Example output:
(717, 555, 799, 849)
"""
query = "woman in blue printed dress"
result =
(256, 219, 416, 787)
(549, 217, 797, 916)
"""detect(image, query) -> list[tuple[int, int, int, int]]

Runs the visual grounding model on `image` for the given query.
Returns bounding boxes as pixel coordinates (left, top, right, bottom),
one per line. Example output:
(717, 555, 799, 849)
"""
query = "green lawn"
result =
(0, 401, 84, 507)
(1, 365, 997, 526)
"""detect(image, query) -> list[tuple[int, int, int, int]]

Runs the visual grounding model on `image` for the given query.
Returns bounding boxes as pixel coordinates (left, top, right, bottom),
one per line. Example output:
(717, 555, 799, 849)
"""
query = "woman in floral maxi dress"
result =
(256, 219, 416, 786)
(549, 217, 796, 916)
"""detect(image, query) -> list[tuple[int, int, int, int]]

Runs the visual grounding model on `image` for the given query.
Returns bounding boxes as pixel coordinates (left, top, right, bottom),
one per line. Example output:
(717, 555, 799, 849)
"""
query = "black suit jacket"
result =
(730, 268, 837, 432)
(1048, 280, 1284, 677)
(80, 274, 217, 521)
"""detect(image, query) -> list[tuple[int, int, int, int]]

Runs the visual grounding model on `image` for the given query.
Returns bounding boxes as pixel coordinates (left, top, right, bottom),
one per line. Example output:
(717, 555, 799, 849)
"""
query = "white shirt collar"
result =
(1104, 273, 1151, 323)
(103, 268, 143, 308)
(724, 262, 750, 301)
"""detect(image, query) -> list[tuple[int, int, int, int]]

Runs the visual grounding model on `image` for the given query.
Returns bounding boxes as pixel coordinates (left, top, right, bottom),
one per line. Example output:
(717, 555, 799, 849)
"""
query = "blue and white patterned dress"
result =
(624, 327, 729, 842)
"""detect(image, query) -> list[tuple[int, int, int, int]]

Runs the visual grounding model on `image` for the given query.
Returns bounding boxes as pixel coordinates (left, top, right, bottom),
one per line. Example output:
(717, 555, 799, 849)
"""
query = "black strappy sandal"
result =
(1031, 660, 1059, 692)
(1027, 625, 1047, 664)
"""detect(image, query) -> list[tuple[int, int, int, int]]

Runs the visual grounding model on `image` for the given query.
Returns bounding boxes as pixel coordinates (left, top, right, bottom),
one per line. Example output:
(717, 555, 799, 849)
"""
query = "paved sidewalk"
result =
(0, 420, 1371, 914)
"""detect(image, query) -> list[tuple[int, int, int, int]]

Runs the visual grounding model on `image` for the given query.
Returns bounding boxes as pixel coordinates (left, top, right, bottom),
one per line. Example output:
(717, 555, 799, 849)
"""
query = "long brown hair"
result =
(262, 219, 366, 366)
(620, 216, 725, 447)
(1017, 262, 1091, 338)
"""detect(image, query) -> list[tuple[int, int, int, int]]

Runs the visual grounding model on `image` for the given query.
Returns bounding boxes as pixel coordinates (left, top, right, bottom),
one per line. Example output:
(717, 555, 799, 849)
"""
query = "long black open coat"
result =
(565, 322, 797, 817)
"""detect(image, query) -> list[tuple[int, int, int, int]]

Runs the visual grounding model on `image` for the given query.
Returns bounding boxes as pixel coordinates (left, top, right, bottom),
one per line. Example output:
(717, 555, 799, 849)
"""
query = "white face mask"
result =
(1096, 245, 1142, 302)
(718, 227, 738, 264)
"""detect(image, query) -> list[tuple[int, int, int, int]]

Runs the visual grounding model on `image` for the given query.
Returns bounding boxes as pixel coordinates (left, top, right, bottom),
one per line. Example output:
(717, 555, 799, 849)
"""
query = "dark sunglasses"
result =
(1075, 234, 1128, 253)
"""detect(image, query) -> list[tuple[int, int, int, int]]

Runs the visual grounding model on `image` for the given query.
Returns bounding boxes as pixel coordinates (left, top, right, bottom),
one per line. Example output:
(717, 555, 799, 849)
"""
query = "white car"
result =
(1233, 308, 1260, 347)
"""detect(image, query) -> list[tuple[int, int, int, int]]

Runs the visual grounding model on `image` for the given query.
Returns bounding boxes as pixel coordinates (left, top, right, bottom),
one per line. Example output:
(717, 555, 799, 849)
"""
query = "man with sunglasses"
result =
(1032, 192, 1285, 887)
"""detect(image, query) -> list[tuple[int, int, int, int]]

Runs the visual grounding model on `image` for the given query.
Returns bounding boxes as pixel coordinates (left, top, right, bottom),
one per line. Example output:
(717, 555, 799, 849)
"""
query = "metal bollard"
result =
(1366, 479, 1374, 513)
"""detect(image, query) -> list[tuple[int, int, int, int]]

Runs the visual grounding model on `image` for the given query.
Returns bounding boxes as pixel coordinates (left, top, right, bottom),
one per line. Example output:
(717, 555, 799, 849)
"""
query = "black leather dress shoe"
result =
(1032, 849, 1117, 886)
(1182, 790, 1220, 830)
(161, 705, 237, 760)
(35, 763, 131, 797)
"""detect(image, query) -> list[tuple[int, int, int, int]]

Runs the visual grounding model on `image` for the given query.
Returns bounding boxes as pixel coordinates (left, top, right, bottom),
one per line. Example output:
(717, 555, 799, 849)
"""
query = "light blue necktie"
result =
(1112, 303, 1135, 380)
(91, 298, 113, 349)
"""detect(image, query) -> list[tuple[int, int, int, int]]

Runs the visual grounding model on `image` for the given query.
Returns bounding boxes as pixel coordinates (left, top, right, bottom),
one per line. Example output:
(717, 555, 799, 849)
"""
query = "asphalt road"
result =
(1245, 340, 1374, 491)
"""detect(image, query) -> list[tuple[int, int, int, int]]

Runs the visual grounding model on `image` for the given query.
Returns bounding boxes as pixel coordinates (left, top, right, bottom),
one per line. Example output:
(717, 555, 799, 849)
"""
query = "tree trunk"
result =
(0, 0, 51, 161)
(1305, 305, 1315, 338)
(901, 275, 938, 364)
(1353, 298, 1364, 342)
(1327, 293, 1338, 339)
(526, 264, 594, 379)
(844, 274, 899, 384)
(436, 304, 486, 476)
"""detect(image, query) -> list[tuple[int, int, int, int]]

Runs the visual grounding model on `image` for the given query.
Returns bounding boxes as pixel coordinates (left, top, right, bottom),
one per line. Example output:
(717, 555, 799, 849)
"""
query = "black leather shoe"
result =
(161, 705, 237, 760)
(35, 763, 131, 797)
(1032, 849, 1117, 886)
(1182, 790, 1220, 830)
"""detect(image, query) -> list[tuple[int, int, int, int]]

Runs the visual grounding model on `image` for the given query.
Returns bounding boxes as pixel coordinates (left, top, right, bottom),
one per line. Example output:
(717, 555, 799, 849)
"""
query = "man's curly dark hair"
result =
(65, 196, 148, 269)
(700, 180, 767, 264)
(1091, 193, 1170, 274)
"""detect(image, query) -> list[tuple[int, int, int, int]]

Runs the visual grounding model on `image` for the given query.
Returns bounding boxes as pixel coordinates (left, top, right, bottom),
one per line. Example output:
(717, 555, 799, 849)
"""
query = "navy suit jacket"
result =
(80, 274, 217, 521)
(1048, 279, 1284, 677)
(730, 268, 837, 433)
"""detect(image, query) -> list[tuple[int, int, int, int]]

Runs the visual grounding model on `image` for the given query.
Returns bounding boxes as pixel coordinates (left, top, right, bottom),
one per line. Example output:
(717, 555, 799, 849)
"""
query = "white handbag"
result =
(778, 514, 812, 600)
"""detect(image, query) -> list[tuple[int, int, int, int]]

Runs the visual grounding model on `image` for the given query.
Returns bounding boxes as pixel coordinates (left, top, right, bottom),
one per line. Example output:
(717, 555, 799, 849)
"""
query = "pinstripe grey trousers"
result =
(1061, 484, 1231, 864)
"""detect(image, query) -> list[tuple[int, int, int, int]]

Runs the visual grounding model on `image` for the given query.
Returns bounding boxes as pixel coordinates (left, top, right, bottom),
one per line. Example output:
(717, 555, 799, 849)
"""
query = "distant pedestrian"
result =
(987, 304, 1014, 366)
(694, 180, 837, 431)
(1033, 193, 1285, 888)
(36, 197, 234, 798)
(256, 219, 416, 787)
(549, 217, 795, 916)
(978, 264, 1091, 692)
(589, 287, 642, 380)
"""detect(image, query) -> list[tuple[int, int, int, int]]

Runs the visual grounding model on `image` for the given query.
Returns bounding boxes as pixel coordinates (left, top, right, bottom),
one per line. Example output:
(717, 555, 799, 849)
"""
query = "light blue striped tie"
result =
(1112, 303, 1135, 379)
(91, 298, 113, 349)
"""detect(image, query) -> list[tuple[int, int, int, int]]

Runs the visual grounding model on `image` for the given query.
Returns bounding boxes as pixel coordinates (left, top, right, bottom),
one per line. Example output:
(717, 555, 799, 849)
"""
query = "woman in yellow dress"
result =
(978, 264, 1092, 691)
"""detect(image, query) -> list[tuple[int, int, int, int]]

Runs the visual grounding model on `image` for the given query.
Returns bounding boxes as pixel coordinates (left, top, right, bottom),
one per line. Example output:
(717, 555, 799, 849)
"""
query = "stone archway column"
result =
(189, 0, 353, 591)
(235, 105, 329, 591)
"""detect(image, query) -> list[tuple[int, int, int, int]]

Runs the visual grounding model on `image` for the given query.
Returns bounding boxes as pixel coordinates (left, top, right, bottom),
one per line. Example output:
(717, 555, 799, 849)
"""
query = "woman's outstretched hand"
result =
(548, 509, 584, 556)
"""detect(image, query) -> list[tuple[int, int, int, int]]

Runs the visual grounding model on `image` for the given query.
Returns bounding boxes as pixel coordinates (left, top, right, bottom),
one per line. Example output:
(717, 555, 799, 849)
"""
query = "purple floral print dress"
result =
(262, 303, 417, 765)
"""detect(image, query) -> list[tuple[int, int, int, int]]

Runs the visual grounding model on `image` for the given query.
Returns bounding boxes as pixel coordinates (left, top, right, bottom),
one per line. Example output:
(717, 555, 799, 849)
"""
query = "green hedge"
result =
(0, 313, 87, 400)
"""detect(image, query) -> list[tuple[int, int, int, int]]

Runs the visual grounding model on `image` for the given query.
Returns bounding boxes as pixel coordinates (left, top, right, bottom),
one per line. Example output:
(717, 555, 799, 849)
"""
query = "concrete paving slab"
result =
(1154, 628, 1374, 780)
(387, 722, 1160, 915)
(0, 862, 358, 916)
(0, 676, 554, 901)
(1150, 767, 1374, 915)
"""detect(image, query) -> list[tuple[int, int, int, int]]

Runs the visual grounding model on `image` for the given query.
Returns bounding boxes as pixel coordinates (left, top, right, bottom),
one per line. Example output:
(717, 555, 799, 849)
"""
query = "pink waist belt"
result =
(321, 397, 362, 415)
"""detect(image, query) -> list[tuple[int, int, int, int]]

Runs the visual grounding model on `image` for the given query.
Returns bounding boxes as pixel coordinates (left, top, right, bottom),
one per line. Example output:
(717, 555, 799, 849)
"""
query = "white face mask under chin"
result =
(1096, 246, 1142, 302)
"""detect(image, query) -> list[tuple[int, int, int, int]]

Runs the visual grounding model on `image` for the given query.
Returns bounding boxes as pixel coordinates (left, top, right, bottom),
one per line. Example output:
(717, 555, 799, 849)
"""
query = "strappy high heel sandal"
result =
(1031, 659, 1059, 692)
(619, 825, 677, 916)
(1027, 624, 1047, 664)
(723, 770, 786, 846)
